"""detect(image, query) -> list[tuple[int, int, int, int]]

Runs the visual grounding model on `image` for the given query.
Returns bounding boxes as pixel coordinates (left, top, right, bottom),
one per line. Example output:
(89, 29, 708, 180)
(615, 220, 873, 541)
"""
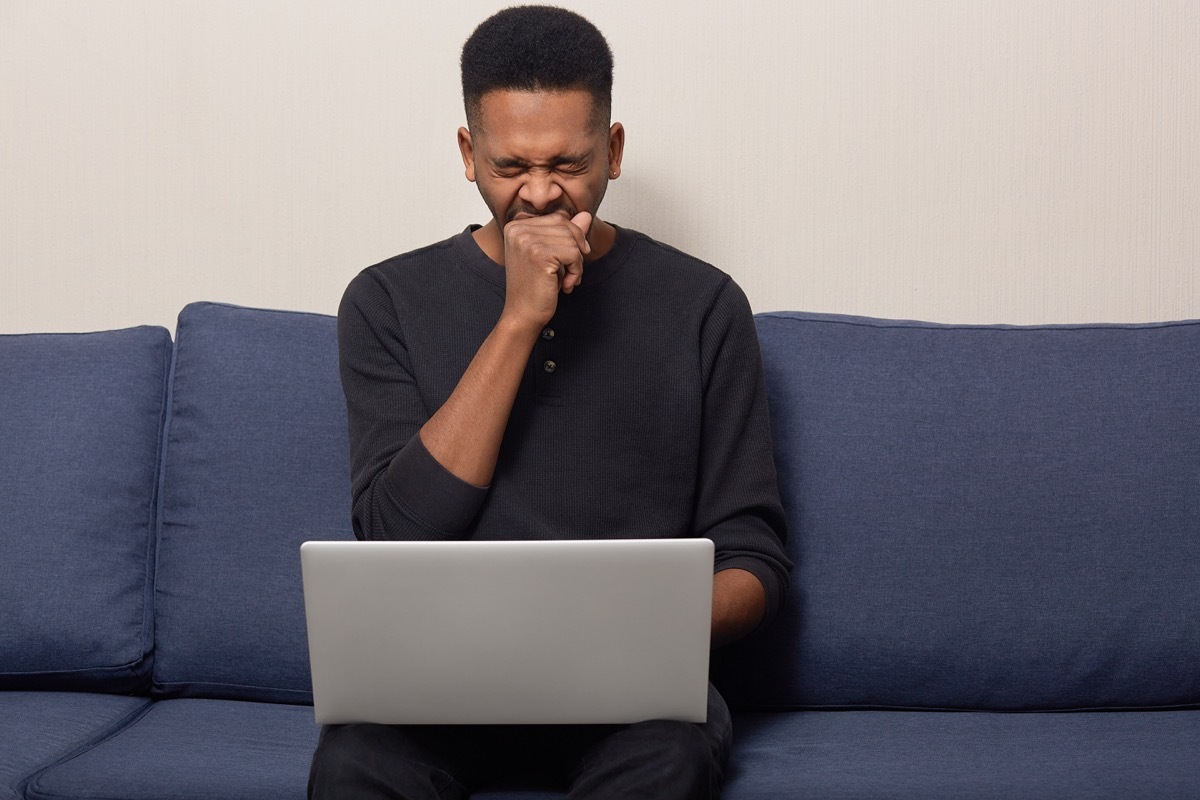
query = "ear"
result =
(457, 127, 477, 183)
(606, 122, 625, 180)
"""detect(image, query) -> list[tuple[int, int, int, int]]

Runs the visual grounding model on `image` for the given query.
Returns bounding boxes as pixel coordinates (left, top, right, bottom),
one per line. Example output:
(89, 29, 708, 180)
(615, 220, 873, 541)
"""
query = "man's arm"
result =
(711, 568, 767, 648)
(339, 211, 594, 542)
(694, 278, 793, 647)
(419, 212, 591, 487)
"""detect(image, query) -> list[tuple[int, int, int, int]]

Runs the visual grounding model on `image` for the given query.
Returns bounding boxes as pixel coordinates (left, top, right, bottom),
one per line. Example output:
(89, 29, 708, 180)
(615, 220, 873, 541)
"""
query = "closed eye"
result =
(556, 162, 589, 176)
(490, 154, 591, 177)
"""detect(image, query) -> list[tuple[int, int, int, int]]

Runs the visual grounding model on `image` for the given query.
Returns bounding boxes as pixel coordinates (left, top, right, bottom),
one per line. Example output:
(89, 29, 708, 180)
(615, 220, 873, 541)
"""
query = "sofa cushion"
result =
(24, 697, 560, 800)
(722, 709, 1200, 799)
(717, 313, 1200, 710)
(153, 303, 353, 703)
(0, 327, 171, 692)
(0, 692, 148, 800)
(24, 699, 318, 800)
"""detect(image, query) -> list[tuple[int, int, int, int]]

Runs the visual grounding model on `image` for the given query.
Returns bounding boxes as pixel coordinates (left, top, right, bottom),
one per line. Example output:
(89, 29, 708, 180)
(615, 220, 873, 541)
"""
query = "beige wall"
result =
(2, 0, 1198, 334)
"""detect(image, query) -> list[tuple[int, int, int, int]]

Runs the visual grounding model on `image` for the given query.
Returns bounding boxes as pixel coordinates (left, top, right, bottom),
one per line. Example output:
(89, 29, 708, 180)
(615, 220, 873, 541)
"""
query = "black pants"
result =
(308, 683, 732, 799)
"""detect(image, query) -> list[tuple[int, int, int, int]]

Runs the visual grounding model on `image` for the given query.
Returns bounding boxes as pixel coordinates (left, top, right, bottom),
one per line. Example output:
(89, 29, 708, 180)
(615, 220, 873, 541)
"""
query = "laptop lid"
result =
(300, 538, 714, 725)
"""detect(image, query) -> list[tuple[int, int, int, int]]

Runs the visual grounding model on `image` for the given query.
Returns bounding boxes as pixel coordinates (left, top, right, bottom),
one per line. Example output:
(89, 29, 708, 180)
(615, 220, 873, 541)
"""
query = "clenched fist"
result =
(500, 211, 593, 331)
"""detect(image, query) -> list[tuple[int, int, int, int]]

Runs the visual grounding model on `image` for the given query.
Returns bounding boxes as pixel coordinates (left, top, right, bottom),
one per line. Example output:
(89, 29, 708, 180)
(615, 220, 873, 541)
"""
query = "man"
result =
(309, 6, 790, 799)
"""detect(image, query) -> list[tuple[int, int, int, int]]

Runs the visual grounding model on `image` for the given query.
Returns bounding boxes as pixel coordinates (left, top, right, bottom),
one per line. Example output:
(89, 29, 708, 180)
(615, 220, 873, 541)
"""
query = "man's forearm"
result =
(710, 568, 766, 648)
(419, 314, 540, 487)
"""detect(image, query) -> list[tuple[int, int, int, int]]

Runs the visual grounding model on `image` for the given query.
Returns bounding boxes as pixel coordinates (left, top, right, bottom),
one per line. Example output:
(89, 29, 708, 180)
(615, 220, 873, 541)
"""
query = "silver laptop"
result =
(300, 538, 714, 725)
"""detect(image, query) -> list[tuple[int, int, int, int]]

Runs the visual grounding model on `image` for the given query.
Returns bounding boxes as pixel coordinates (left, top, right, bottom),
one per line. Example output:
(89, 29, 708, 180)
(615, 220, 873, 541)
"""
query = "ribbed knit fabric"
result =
(337, 225, 792, 624)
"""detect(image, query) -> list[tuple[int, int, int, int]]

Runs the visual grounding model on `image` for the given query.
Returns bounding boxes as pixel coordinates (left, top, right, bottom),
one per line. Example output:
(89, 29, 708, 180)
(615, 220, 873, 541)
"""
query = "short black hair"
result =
(461, 5, 613, 130)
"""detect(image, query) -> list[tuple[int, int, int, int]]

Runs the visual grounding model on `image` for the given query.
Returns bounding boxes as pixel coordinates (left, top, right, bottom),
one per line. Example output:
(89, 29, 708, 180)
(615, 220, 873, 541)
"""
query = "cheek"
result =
(477, 177, 519, 212)
(570, 177, 606, 212)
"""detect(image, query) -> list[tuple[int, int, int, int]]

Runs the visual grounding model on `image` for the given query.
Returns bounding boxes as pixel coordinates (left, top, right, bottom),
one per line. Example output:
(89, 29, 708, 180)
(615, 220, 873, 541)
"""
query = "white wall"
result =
(2, 0, 1197, 334)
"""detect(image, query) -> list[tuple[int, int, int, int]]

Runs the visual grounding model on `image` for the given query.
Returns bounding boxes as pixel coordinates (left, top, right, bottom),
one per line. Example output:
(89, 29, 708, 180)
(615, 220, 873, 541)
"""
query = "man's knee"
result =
(309, 725, 349, 797)
(308, 724, 465, 800)
(578, 720, 720, 799)
(644, 720, 718, 790)
(309, 725, 379, 798)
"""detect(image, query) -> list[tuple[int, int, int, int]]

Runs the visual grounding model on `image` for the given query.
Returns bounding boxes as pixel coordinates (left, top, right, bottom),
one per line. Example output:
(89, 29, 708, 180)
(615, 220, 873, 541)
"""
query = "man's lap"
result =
(308, 683, 732, 799)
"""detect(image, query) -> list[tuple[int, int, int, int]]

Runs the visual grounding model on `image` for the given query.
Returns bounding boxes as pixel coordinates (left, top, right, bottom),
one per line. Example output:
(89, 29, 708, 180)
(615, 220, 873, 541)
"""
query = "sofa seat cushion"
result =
(0, 327, 171, 692)
(722, 709, 1200, 799)
(154, 303, 353, 703)
(25, 699, 319, 800)
(723, 313, 1200, 710)
(0, 692, 148, 800)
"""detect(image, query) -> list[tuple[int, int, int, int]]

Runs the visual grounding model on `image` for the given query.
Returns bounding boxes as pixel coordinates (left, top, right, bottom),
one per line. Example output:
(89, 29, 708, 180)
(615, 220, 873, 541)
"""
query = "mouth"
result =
(507, 205, 575, 223)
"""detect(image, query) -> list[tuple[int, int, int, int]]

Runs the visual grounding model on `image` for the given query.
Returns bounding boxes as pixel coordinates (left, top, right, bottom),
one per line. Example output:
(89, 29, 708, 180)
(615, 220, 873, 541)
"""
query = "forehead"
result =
(473, 89, 602, 158)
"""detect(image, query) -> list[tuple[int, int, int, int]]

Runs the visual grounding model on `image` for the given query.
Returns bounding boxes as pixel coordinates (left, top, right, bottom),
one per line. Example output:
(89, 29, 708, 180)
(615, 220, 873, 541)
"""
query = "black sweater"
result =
(337, 225, 792, 625)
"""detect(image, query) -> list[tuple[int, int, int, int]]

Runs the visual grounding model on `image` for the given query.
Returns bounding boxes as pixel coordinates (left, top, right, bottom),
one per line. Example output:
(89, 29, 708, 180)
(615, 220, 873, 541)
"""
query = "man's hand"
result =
(500, 211, 592, 331)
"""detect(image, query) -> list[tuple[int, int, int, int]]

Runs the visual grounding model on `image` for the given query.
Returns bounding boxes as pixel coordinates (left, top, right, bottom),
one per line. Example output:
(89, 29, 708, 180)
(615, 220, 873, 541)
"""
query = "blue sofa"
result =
(3, 301, 1198, 799)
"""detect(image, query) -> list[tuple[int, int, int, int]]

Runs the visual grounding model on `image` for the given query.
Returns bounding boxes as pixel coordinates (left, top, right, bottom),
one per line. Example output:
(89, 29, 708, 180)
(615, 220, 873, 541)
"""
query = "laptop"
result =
(300, 538, 714, 725)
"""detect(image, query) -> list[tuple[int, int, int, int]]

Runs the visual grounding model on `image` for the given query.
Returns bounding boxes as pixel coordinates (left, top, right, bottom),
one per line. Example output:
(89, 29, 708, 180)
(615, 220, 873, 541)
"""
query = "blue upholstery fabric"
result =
(25, 699, 318, 800)
(24, 697, 562, 800)
(0, 327, 170, 692)
(153, 303, 353, 703)
(0, 693, 148, 800)
(722, 709, 1200, 799)
(716, 313, 1200, 710)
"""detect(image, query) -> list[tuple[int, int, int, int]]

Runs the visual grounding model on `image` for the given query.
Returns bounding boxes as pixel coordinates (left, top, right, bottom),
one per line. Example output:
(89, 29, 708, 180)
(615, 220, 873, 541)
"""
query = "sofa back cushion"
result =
(153, 303, 353, 703)
(0, 326, 171, 692)
(718, 312, 1200, 711)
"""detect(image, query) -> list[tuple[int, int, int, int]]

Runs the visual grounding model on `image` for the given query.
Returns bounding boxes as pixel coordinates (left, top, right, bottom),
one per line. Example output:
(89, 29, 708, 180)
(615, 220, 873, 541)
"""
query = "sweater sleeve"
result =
(695, 277, 793, 630)
(337, 269, 488, 540)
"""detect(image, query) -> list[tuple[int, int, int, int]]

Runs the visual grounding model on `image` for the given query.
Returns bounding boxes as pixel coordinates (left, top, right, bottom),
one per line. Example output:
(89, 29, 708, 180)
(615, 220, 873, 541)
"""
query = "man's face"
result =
(458, 89, 623, 230)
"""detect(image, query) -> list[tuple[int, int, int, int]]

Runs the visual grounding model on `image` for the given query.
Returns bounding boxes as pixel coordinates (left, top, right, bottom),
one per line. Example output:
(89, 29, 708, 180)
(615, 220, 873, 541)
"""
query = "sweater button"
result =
(543, 360, 557, 373)
(541, 327, 555, 340)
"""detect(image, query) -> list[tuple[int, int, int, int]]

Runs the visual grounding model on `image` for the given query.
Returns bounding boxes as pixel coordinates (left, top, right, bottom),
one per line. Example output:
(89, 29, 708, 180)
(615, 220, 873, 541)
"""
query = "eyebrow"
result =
(491, 153, 591, 169)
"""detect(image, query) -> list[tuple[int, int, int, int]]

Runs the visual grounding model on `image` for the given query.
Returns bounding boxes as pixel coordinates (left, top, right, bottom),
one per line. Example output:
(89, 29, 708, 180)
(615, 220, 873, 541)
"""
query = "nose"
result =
(517, 171, 564, 211)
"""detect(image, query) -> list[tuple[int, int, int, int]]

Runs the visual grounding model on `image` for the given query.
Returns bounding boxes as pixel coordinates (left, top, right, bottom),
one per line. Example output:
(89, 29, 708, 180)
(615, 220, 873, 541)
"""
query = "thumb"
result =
(570, 211, 593, 236)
